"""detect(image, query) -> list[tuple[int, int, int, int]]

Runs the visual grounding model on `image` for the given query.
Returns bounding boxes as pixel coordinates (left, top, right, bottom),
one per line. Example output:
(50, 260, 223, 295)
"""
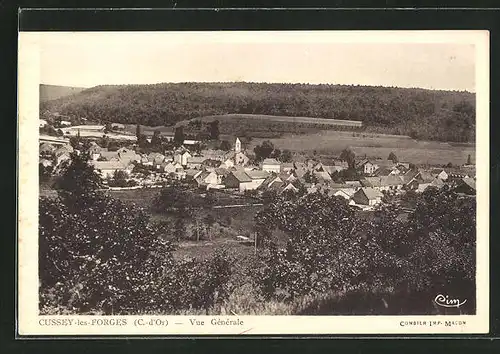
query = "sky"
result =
(37, 31, 478, 92)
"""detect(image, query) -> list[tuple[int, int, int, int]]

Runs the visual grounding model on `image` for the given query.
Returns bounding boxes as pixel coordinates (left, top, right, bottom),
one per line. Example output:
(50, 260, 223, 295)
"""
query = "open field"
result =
(61, 126, 137, 141)
(247, 130, 475, 166)
(180, 113, 363, 127)
(123, 124, 174, 137)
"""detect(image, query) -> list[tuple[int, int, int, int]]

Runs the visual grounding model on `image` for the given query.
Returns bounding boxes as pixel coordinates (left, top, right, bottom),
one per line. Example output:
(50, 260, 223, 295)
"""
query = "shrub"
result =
(252, 188, 476, 314)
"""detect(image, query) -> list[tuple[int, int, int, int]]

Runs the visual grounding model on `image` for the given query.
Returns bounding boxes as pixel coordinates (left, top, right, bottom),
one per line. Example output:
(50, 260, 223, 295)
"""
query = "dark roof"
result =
(214, 168, 230, 176)
(230, 171, 252, 183)
(462, 177, 476, 190)
(361, 177, 381, 188)
(246, 170, 269, 180)
(374, 167, 394, 177)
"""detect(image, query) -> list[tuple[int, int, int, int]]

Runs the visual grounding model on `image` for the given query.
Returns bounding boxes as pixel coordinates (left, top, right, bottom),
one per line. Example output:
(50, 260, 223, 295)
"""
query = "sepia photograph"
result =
(18, 30, 489, 335)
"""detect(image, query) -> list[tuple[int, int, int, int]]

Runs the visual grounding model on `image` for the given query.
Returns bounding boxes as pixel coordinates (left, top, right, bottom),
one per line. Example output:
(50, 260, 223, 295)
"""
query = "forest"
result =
(40, 82, 476, 143)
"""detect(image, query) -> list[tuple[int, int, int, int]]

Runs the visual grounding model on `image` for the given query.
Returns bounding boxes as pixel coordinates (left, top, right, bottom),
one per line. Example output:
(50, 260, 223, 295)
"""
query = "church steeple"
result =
(235, 137, 241, 153)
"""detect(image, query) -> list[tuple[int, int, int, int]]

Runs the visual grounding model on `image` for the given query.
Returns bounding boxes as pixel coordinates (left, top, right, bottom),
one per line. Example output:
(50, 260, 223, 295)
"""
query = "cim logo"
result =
(434, 294, 467, 308)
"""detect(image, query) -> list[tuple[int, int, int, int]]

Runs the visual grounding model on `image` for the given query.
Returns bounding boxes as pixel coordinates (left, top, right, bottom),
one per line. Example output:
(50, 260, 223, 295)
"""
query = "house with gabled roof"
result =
(224, 170, 253, 191)
(39, 142, 56, 155)
(160, 161, 183, 174)
(314, 171, 333, 183)
(185, 168, 203, 181)
(278, 171, 296, 183)
(430, 168, 449, 181)
(445, 168, 471, 182)
(453, 177, 476, 195)
(332, 189, 352, 200)
(262, 158, 281, 173)
(374, 166, 400, 177)
(224, 169, 268, 192)
(281, 181, 299, 194)
(356, 159, 379, 175)
(352, 187, 383, 206)
(40, 158, 53, 168)
(360, 177, 382, 190)
(195, 170, 220, 187)
(380, 175, 405, 191)
(174, 150, 192, 166)
(91, 160, 133, 179)
(417, 177, 445, 193)
(186, 156, 206, 169)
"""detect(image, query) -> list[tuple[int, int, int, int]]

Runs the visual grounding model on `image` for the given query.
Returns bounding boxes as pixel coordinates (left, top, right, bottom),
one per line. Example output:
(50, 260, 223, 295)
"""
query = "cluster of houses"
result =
(39, 135, 476, 208)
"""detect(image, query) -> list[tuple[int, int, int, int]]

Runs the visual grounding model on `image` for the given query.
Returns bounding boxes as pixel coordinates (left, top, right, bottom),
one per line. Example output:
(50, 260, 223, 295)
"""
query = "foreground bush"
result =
(39, 152, 233, 315)
(252, 187, 476, 314)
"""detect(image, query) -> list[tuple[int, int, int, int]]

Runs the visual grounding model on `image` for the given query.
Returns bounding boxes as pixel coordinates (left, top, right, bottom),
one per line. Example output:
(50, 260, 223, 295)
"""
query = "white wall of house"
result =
(262, 164, 281, 173)
(239, 178, 266, 192)
(364, 163, 378, 175)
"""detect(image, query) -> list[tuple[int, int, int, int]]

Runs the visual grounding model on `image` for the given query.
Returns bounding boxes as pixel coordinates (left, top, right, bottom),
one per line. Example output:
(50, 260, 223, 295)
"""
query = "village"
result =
(39, 120, 477, 212)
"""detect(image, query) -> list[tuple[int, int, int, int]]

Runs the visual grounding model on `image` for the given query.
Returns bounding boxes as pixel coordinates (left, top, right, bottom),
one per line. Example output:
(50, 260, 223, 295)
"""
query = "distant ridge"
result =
(40, 82, 476, 143)
(40, 84, 87, 102)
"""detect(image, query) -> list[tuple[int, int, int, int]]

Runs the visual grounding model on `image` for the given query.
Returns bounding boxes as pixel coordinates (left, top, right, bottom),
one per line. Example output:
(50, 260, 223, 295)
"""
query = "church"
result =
(221, 137, 250, 168)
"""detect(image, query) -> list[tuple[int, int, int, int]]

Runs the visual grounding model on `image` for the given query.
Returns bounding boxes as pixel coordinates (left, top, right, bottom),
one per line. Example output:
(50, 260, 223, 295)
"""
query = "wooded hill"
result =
(40, 82, 476, 142)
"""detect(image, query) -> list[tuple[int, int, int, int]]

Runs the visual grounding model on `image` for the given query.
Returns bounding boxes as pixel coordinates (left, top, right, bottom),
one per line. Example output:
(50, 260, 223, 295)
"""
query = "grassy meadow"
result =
(247, 130, 475, 166)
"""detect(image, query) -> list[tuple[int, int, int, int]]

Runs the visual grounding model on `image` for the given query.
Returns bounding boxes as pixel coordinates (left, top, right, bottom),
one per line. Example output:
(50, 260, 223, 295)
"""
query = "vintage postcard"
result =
(18, 30, 489, 336)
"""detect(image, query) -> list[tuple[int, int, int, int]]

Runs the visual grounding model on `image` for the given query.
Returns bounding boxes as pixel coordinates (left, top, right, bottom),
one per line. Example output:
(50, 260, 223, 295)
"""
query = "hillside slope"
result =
(40, 84, 86, 102)
(39, 82, 476, 142)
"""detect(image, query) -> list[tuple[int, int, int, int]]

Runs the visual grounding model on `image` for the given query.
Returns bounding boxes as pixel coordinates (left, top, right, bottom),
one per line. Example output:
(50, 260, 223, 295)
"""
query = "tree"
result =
(280, 149, 293, 163)
(192, 143, 203, 154)
(467, 154, 472, 165)
(39, 192, 176, 314)
(53, 116, 62, 128)
(174, 126, 185, 146)
(99, 135, 110, 149)
(388, 152, 398, 163)
(135, 124, 141, 140)
(151, 130, 162, 147)
(219, 140, 232, 151)
(108, 141, 119, 151)
(303, 171, 318, 184)
(254, 140, 275, 161)
(55, 151, 103, 208)
(137, 134, 149, 148)
(271, 148, 281, 160)
(208, 120, 220, 140)
(69, 136, 81, 149)
(340, 148, 356, 169)
(108, 170, 128, 187)
(104, 123, 113, 134)
(39, 163, 53, 183)
(152, 183, 198, 217)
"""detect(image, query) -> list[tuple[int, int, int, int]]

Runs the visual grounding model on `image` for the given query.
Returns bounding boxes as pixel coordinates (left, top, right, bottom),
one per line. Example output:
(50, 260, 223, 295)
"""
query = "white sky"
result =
(36, 31, 478, 91)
